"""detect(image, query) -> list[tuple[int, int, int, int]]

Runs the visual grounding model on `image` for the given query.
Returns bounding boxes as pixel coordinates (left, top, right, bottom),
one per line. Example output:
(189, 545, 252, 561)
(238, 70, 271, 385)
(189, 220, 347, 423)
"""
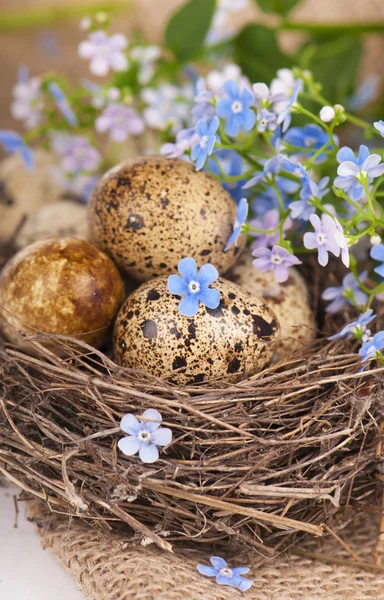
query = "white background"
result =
(0, 483, 84, 600)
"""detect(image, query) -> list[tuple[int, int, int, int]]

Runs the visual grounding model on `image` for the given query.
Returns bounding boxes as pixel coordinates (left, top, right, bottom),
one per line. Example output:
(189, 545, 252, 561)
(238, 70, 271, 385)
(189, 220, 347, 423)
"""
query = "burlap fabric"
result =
(32, 507, 384, 600)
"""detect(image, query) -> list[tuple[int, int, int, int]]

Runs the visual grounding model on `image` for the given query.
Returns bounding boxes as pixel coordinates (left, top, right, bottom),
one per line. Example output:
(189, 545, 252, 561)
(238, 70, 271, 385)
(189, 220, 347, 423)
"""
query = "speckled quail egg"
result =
(228, 250, 316, 359)
(88, 156, 246, 282)
(0, 237, 124, 353)
(0, 150, 61, 241)
(15, 200, 89, 248)
(113, 276, 280, 385)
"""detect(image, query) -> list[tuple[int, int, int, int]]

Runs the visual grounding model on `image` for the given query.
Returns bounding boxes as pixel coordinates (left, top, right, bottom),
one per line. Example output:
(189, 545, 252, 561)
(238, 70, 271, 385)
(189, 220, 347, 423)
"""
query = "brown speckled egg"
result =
(0, 238, 124, 352)
(228, 251, 316, 359)
(113, 276, 280, 385)
(15, 200, 89, 248)
(0, 150, 61, 241)
(88, 156, 246, 282)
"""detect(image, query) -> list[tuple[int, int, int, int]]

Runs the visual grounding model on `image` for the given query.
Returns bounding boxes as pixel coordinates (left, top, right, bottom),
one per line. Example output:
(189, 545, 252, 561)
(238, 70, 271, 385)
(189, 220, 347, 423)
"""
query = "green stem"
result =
(281, 21, 384, 35)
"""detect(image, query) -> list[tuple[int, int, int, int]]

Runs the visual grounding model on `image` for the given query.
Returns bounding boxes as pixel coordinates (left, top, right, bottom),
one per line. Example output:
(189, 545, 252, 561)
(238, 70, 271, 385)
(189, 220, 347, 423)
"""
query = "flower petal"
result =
(139, 443, 159, 463)
(141, 409, 162, 432)
(336, 146, 355, 163)
(210, 556, 228, 570)
(178, 257, 197, 281)
(179, 293, 200, 317)
(120, 413, 141, 435)
(168, 274, 188, 296)
(337, 161, 359, 177)
(197, 565, 217, 577)
(118, 435, 141, 456)
(232, 567, 250, 576)
(215, 575, 233, 587)
(199, 287, 220, 309)
(197, 263, 219, 286)
(152, 427, 172, 446)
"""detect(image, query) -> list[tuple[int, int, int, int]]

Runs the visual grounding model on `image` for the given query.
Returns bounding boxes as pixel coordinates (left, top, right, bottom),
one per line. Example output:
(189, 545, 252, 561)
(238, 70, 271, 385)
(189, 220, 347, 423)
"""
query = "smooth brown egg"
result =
(88, 156, 246, 282)
(0, 151, 61, 241)
(0, 238, 124, 352)
(113, 275, 280, 385)
(228, 250, 316, 358)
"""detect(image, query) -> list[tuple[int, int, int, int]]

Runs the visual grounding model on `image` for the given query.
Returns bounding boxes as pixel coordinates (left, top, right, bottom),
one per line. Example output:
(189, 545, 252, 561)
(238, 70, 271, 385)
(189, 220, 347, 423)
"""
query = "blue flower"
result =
(168, 258, 220, 317)
(371, 243, 384, 278)
(208, 149, 247, 203)
(277, 80, 301, 133)
(289, 172, 329, 221)
(48, 81, 78, 127)
(322, 271, 368, 313)
(374, 120, 384, 137)
(216, 80, 256, 137)
(224, 197, 248, 251)
(303, 214, 349, 268)
(118, 409, 172, 464)
(359, 331, 384, 362)
(283, 124, 334, 164)
(243, 153, 296, 189)
(0, 130, 34, 169)
(256, 108, 278, 132)
(328, 309, 376, 340)
(197, 556, 253, 592)
(191, 116, 219, 170)
(161, 127, 199, 159)
(334, 145, 384, 201)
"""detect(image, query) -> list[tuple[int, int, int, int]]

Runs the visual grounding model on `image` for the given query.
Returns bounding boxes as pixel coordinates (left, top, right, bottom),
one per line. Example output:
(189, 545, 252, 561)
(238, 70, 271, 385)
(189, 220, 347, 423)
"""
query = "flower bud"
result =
(370, 234, 382, 246)
(320, 106, 335, 123)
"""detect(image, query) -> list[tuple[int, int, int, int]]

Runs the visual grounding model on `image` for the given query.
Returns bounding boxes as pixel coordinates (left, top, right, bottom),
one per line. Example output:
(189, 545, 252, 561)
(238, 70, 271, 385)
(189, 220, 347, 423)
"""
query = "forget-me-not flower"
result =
(283, 124, 334, 164)
(197, 556, 253, 592)
(374, 120, 384, 137)
(161, 127, 199, 159)
(79, 30, 128, 76)
(252, 245, 302, 283)
(359, 332, 384, 362)
(51, 133, 101, 174)
(224, 197, 248, 251)
(256, 108, 278, 132)
(289, 176, 329, 221)
(11, 66, 43, 130)
(208, 150, 247, 203)
(142, 83, 193, 132)
(168, 258, 220, 317)
(334, 145, 384, 201)
(216, 80, 255, 137)
(277, 80, 301, 132)
(48, 82, 78, 127)
(249, 209, 291, 250)
(303, 214, 349, 267)
(328, 309, 375, 341)
(0, 130, 34, 170)
(118, 409, 172, 463)
(95, 103, 144, 142)
(252, 82, 287, 111)
(191, 116, 219, 170)
(243, 153, 296, 189)
(321, 271, 368, 313)
(371, 243, 384, 278)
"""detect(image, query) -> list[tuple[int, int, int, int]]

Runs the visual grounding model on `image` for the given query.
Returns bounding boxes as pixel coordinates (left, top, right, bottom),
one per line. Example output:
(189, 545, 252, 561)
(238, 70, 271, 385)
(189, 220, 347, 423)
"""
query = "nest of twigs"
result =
(0, 241, 384, 560)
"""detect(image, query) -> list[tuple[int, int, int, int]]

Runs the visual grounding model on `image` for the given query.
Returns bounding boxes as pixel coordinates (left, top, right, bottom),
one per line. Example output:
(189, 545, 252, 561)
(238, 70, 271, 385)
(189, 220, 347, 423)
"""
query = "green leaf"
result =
(299, 36, 362, 104)
(254, 0, 301, 16)
(234, 24, 291, 83)
(164, 0, 216, 62)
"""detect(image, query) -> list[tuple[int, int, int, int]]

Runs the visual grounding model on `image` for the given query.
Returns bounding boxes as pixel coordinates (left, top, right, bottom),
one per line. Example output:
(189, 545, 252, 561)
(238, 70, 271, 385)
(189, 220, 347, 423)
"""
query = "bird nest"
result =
(0, 240, 383, 561)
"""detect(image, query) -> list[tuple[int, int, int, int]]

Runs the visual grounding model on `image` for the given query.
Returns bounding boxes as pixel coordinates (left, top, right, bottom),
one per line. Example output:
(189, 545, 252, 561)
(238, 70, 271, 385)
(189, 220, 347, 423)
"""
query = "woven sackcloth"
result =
(31, 505, 384, 600)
